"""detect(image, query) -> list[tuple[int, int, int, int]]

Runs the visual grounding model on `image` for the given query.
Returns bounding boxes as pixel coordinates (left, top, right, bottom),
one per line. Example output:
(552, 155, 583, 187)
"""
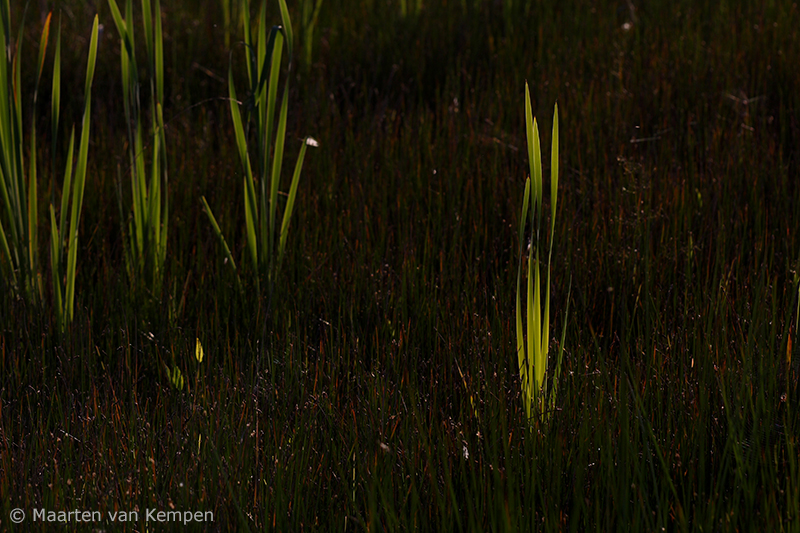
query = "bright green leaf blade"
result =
(532, 118, 542, 216)
(228, 63, 251, 175)
(277, 0, 294, 57)
(533, 251, 543, 392)
(65, 15, 99, 323)
(276, 137, 309, 271)
(51, 19, 61, 197)
(59, 129, 75, 241)
(154, 0, 164, 105)
(141, 0, 154, 72)
(550, 102, 559, 242)
(269, 81, 289, 262)
(243, 164, 259, 272)
(35, 12, 51, 90)
(27, 126, 38, 300)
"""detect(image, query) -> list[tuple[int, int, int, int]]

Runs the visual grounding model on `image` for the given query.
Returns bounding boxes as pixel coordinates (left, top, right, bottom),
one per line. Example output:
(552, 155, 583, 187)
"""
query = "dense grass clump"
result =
(2, 0, 799, 531)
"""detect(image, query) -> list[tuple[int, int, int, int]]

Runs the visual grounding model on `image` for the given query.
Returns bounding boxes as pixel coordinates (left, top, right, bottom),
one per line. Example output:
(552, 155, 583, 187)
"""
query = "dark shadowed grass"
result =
(2, 0, 800, 530)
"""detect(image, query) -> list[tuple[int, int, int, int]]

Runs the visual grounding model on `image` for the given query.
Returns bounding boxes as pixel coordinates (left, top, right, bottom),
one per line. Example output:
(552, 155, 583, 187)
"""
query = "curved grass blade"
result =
(276, 136, 311, 273)
(201, 195, 242, 293)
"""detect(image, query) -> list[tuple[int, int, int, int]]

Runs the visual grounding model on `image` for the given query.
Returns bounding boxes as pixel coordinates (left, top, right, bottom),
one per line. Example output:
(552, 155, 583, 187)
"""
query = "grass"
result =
(1, 0, 799, 531)
(202, 0, 313, 307)
(0, 5, 98, 330)
(515, 94, 570, 423)
(107, 0, 170, 299)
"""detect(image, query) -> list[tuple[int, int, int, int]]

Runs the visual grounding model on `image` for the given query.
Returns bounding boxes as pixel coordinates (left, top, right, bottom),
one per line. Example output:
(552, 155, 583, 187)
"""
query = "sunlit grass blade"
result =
(52, 19, 62, 209)
(156, 103, 168, 274)
(268, 83, 289, 276)
(526, 236, 534, 415)
(265, 30, 285, 264)
(277, 0, 294, 57)
(277, 136, 311, 272)
(228, 59, 259, 274)
(515, 177, 531, 416)
(63, 15, 99, 325)
(550, 103, 559, 240)
(27, 111, 39, 298)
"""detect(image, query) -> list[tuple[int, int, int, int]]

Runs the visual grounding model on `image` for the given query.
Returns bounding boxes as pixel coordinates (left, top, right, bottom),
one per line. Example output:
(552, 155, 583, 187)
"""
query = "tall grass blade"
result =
(64, 15, 99, 325)
(277, 137, 310, 272)
(201, 195, 242, 293)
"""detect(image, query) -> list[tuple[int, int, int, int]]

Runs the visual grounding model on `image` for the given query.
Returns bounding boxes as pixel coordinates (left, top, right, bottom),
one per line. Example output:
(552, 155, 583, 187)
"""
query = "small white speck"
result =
(306, 137, 319, 147)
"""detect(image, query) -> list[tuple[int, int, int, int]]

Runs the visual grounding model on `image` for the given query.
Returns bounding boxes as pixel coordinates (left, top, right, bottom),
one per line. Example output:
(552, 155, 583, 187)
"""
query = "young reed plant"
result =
(515, 83, 570, 423)
(107, 0, 169, 297)
(202, 0, 314, 305)
(0, 7, 99, 330)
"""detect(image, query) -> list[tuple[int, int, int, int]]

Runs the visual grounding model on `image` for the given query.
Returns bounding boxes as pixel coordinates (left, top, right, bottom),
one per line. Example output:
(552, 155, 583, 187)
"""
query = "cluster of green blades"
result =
(515, 81, 571, 423)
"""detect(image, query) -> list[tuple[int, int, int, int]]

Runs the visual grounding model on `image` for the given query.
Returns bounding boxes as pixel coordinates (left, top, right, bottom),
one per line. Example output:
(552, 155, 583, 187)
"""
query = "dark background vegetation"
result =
(2, 0, 799, 530)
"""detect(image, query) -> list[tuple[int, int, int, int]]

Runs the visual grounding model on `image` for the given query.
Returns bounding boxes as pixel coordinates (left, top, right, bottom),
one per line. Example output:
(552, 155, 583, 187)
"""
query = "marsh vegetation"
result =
(2, 0, 799, 530)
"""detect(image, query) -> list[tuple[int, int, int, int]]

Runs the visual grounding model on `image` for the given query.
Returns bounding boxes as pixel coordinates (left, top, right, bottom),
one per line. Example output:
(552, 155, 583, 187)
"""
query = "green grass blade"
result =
(156, 103, 168, 278)
(65, 15, 99, 323)
(276, 137, 309, 272)
(133, 125, 146, 259)
(51, 18, 61, 204)
(126, 0, 135, 65)
(524, 82, 536, 206)
(106, 0, 129, 47)
(82, 16, 99, 113)
(49, 204, 62, 325)
(549, 103, 559, 243)
(526, 241, 534, 412)
(269, 81, 288, 270)
(0, 9, 18, 258)
(141, 0, 154, 74)
(59, 129, 75, 251)
(228, 63, 250, 178)
(532, 119, 542, 222)
(516, 178, 530, 405)
(154, 0, 164, 105)
(27, 122, 38, 299)
(106, 0, 135, 124)
(6, 29, 26, 258)
(542, 260, 550, 390)
(265, 30, 284, 218)
(277, 0, 293, 57)
(243, 167, 259, 273)
(0, 217, 13, 287)
(149, 119, 161, 269)
(242, 0, 253, 84)
(533, 248, 543, 393)
(256, 1, 267, 141)
(201, 195, 241, 292)
(228, 62, 259, 271)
